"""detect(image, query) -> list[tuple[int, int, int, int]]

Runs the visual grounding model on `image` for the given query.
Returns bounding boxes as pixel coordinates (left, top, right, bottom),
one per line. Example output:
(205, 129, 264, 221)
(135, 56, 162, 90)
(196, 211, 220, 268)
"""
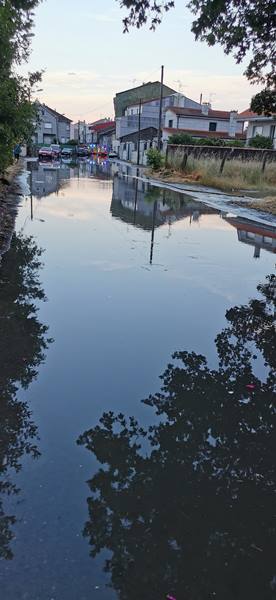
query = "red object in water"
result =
(246, 384, 255, 390)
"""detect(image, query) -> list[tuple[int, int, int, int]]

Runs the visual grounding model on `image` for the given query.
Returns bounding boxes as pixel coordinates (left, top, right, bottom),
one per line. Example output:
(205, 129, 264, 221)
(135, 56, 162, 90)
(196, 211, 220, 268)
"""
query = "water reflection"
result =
(111, 174, 215, 231)
(78, 274, 276, 600)
(0, 233, 51, 559)
(225, 215, 276, 257)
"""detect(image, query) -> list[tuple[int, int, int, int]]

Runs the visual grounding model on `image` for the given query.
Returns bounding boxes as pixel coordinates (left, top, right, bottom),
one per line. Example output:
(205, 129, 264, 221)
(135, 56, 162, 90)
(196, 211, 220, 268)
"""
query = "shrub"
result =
(168, 133, 194, 145)
(147, 148, 163, 170)
(249, 135, 273, 149)
(196, 137, 225, 146)
(68, 139, 78, 146)
(225, 139, 245, 147)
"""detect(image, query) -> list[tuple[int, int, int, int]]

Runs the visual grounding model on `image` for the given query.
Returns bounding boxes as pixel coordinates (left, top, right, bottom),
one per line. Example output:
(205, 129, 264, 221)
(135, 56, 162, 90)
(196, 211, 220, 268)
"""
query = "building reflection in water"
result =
(78, 274, 276, 600)
(225, 215, 276, 258)
(111, 172, 216, 263)
(0, 232, 51, 560)
(28, 158, 113, 201)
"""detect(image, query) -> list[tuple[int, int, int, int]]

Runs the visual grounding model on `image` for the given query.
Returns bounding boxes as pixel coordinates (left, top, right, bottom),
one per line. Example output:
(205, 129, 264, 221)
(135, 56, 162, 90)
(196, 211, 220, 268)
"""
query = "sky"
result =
(25, 0, 262, 123)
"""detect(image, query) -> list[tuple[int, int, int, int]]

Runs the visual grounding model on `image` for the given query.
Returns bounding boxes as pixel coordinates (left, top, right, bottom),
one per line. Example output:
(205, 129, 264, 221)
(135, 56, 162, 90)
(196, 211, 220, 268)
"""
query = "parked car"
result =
(38, 146, 54, 160)
(108, 150, 118, 158)
(77, 145, 89, 156)
(50, 144, 61, 158)
(61, 146, 74, 158)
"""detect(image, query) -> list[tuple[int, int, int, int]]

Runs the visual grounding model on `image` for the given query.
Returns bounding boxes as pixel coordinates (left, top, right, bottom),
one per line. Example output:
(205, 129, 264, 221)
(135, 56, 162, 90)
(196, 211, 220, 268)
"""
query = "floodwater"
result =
(0, 159, 275, 600)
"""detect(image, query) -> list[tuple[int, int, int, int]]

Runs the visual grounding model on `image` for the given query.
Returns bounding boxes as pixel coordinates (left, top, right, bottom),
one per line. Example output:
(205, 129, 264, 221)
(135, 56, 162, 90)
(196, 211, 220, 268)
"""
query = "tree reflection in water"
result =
(78, 274, 276, 600)
(0, 233, 51, 559)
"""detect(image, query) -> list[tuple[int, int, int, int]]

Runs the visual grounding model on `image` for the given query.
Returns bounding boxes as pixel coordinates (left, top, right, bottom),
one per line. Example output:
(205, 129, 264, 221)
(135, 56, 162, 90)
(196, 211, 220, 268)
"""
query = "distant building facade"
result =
(163, 104, 244, 142)
(89, 120, 115, 151)
(34, 104, 72, 145)
(115, 93, 202, 163)
(113, 81, 176, 117)
(238, 109, 276, 149)
(71, 121, 92, 144)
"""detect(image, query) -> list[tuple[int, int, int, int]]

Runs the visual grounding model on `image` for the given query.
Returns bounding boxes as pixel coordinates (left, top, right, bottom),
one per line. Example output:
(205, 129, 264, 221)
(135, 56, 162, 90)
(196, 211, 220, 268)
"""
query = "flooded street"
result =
(0, 159, 275, 600)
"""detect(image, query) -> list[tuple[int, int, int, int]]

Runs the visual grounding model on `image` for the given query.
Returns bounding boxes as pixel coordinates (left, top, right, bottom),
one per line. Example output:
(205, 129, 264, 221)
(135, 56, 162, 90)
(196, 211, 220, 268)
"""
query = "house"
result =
(163, 103, 244, 143)
(115, 92, 202, 162)
(116, 93, 201, 140)
(237, 109, 276, 149)
(114, 81, 176, 117)
(89, 120, 116, 151)
(34, 103, 72, 145)
(71, 121, 92, 144)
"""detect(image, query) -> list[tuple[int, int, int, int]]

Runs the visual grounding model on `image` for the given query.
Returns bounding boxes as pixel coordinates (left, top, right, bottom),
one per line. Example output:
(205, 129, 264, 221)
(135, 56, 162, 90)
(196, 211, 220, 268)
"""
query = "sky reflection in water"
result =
(0, 160, 275, 599)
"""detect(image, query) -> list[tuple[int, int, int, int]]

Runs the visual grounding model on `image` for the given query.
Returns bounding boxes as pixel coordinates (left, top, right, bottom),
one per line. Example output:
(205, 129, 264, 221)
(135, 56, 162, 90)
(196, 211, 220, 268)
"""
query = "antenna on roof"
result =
(174, 79, 183, 93)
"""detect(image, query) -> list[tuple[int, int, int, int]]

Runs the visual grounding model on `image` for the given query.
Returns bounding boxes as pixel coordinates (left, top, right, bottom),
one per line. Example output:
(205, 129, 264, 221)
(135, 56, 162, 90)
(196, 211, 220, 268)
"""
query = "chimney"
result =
(229, 110, 238, 137)
(201, 102, 210, 115)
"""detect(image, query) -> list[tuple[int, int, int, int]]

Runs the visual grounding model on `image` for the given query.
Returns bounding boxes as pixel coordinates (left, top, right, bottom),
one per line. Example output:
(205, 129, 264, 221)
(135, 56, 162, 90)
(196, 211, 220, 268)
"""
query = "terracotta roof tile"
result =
(166, 107, 234, 119)
(163, 127, 245, 139)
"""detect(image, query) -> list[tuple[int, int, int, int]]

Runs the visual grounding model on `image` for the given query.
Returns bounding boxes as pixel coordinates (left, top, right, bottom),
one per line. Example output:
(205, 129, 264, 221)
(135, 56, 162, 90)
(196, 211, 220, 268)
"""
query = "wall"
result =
(164, 111, 243, 136)
(166, 144, 276, 165)
(57, 120, 71, 144)
(35, 106, 57, 144)
(114, 82, 176, 117)
(246, 120, 276, 149)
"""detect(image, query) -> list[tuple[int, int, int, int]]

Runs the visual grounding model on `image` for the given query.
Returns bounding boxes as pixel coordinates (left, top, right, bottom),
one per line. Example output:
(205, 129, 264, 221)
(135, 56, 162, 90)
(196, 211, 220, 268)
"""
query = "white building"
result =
(238, 109, 276, 149)
(163, 103, 244, 142)
(71, 121, 92, 144)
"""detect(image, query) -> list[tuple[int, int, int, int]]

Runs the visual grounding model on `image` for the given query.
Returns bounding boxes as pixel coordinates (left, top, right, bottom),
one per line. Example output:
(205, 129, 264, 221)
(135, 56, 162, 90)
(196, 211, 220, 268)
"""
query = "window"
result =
(270, 125, 275, 140)
(209, 122, 217, 132)
(168, 119, 173, 128)
(44, 122, 52, 129)
(66, 124, 70, 131)
(253, 125, 263, 136)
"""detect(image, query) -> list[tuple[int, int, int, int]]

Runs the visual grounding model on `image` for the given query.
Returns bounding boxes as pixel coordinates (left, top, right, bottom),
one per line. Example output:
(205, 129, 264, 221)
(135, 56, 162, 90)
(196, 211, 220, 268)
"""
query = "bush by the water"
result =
(248, 135, 273, 149)
(168, 134, 245, 148)
(147, 148, 163, 170)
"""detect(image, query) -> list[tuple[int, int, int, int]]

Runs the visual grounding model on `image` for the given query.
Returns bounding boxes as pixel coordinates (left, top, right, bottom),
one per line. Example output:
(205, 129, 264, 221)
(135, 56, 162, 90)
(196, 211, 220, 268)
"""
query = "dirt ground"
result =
(238, 197, 276, 216)
(0, 159, 24, 261)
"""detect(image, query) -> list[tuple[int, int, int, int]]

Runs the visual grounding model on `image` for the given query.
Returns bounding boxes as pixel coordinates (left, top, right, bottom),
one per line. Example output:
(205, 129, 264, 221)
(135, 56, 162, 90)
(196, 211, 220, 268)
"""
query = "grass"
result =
(166, 154, 276, 194)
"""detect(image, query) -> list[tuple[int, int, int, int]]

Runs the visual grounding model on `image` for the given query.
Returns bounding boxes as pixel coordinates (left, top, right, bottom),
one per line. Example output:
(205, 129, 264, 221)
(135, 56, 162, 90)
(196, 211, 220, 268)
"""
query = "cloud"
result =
(38, 67, 262, 123)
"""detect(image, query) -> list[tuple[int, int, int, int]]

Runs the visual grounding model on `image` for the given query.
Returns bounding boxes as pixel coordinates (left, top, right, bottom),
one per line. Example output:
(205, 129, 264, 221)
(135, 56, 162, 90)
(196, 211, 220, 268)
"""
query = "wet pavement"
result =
(0, 158, 275, 599)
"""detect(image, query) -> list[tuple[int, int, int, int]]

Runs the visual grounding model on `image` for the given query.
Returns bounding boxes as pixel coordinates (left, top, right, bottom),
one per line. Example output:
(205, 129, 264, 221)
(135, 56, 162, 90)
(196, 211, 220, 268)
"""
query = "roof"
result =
(238, 108, 258, 119)
(89, 121, 115, 132)
(166, 107, 235, 119)
(163, 127, 245, 140)
(115, 81, 176, 97)
(120, 126, 158, 142)
(42, 103, 72, 122)
(237, 108, 276, 120)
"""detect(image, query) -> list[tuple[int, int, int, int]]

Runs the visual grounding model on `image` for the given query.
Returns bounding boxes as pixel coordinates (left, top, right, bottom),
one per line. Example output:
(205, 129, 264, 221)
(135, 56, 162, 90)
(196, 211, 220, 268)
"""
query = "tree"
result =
(0, 232, 52, 559)
(118, 1, 276, 112)
(78, 274, 276, 599)
(251, 90, 276, 117)
(0, 1, 42, 172)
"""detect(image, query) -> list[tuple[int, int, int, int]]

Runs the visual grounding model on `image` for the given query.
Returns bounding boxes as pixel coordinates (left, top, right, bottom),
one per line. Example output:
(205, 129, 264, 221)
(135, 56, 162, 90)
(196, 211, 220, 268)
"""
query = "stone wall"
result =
(166, 144, 276, 169)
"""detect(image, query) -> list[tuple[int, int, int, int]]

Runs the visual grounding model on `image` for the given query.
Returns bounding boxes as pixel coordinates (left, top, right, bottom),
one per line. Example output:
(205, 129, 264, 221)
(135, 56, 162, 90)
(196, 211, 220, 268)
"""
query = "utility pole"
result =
(157, 65, 164, 151)
(137, 98, 142, 168)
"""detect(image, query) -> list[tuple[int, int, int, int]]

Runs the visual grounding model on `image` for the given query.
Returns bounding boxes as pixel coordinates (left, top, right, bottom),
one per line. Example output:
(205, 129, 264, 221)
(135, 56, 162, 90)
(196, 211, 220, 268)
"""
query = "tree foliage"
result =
(118, 1, 276, 112)
(0, 232, 51, 559)
(78, 274, 276, 599)
(0, 0, 42, 172)
(251, 90, 276, 117)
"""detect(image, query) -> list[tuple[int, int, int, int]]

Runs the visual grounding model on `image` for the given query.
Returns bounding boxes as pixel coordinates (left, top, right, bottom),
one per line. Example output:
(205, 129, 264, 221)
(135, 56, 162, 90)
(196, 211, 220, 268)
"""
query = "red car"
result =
(38, 146, 54, 160)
